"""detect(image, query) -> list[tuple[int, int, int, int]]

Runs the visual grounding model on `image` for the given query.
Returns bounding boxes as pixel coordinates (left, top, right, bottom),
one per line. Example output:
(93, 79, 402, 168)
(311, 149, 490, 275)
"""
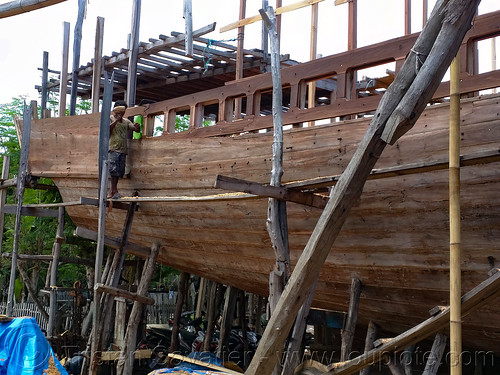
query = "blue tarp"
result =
(0, 316, 68, 374)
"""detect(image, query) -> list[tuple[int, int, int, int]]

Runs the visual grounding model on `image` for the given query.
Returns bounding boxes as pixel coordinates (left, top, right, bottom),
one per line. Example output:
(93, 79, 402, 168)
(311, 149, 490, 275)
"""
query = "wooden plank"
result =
(0, 0, 67, 19)
(220, 0, 326, 33)
(94, 283, 154, 305)
(167, 353, 243, 375)
(326, 270, 500, 375)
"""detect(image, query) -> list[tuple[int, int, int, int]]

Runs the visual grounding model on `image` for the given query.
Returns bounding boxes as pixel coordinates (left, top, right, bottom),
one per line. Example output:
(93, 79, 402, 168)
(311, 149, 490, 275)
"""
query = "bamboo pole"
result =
(449, 54, 462, 375)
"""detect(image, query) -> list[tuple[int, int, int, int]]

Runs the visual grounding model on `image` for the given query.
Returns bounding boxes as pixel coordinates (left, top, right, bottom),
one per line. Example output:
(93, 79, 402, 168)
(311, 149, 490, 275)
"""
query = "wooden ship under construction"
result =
(5, 0, 500, 374)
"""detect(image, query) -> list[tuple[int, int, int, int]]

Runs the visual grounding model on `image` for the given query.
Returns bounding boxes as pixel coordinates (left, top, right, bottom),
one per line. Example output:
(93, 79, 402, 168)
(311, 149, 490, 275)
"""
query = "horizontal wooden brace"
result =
(94, 283, 155, 306)
(2, 205, 59, 217)
(214, 174, 328, 209)
(80, 196, 138, 211)
(75, 226, 151, 258)
(2, 253, 93, 266)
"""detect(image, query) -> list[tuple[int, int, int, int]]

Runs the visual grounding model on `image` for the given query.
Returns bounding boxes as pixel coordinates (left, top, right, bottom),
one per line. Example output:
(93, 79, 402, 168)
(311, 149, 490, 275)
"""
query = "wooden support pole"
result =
(195, 277, 207, 318)
(422, 333, 447, 375)
(341, 278, 361, 362)
(94, 283, 154, 305)
(170, 272, 189, 355)
(384, 354, 405, 375)
(261, 0, 269, 66)
(184, 0, 193, 57)
(41, 51, 49, 118)
(0, 155, 10, 255)
(59, 21, 70, 117)
(100, 200, 138, 349)
(307, 2, 318, 126)
(91, 16, 104, 113)
(127, 0, 141, 107)
(275, 0, 282, 42)
(281, 277, 318, 375)
(116, 242, 159, 375)
(238, 289, 250, 368)
(348, 0, 357, 50)
(89, 160, 109, 375)
(16, 263, 49, 321)
(202, 280, 218, 352)
(449, 54, 462, 375)
(98, 72, 113, 198)
(245, 3, 479, 374)
(69, 0, 85, 116)
(359, 321, 379, 375)
(7, 101, 32, 317)
(47, 206, 65, 337)
(217, 286, 238, 360)
(422, 0, 428, 27)
(234, 0, 246, 120)
(405, 0, 412, 35)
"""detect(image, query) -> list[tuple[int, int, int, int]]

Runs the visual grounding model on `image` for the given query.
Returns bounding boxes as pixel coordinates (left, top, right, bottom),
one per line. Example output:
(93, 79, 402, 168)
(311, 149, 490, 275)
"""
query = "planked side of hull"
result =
(30, 93, 500, 351)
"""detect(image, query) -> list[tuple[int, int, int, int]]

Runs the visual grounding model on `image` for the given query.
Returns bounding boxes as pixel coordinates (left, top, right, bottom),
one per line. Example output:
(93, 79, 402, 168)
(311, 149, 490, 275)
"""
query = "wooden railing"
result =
(125, 10, 500, 139)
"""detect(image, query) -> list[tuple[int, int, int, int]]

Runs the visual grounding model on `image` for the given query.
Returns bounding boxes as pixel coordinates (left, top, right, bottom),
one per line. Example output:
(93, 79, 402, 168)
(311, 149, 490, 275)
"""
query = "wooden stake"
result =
(422, 333, 447, 375)
(348, 0, 357, 50)
(202, 281, 218, 352)
(170, 272, 189, 355)
(341, 278, 361, 362)
(449, 54, 462, 375)
(195, 277, 207, 318)
(91, 16, 104, 113)
(47, 206, 65, 337)
(217, 286, 238, 360)
(405, 0, 412, 35)
(384, 354, 405, 375)
(116, 242, 159, 375)
(359, 321, 379, 375)
(59, 21, 70, 117)
(281, 277, 318, 375)
(245, 3, 479, 373)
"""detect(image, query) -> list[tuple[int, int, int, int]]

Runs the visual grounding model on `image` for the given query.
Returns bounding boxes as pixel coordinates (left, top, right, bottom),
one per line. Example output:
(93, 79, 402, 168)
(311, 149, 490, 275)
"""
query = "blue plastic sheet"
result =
(0, 316, 68, 374)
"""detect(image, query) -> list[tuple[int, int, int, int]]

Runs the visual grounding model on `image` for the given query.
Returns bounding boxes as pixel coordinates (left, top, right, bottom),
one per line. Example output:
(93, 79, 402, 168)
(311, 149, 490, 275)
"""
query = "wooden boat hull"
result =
(29, 93, 500, 353)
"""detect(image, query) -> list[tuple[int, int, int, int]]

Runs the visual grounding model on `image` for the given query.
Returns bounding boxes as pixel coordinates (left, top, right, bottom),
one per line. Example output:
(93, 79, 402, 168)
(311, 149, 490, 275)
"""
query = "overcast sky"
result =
(0, 0, 498, 105)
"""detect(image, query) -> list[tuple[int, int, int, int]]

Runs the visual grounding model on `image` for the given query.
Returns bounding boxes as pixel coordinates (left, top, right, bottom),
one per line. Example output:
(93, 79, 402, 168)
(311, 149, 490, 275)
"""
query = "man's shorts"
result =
(108, 150, 126, 177)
